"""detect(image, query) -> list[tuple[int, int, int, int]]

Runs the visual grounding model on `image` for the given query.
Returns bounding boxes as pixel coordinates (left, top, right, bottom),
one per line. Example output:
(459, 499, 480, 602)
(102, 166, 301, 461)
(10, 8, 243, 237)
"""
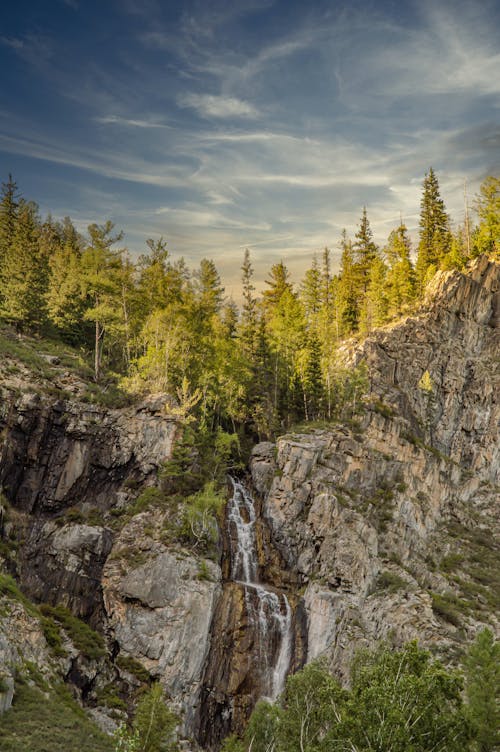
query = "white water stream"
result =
(228, 478, 292, 700)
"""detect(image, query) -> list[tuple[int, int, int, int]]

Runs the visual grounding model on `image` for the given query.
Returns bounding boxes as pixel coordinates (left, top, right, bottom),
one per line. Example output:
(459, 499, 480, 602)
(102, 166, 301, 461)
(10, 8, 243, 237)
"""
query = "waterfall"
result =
(228, 477, 293, 700)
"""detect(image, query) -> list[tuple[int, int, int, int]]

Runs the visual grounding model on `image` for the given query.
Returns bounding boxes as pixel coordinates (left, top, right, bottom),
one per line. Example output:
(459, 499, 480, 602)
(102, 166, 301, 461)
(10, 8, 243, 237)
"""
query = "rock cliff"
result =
(0, 256, 498, 748)
(251, 255, 499, 679)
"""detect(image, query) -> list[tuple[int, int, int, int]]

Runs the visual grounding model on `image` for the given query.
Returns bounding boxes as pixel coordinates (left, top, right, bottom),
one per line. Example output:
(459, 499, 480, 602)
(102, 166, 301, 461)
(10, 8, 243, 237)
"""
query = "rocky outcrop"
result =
(102, 510, 221, 731)
(0, 392, 177, 513)
(0, 390, 177, 621)
(252, 257, 499, 679)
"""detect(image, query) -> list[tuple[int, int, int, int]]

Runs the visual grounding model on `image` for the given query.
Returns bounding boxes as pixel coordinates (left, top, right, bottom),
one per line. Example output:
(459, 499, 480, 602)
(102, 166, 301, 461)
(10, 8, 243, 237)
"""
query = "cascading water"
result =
(227, 477, 292, 700)
(197, 476, 302, 748)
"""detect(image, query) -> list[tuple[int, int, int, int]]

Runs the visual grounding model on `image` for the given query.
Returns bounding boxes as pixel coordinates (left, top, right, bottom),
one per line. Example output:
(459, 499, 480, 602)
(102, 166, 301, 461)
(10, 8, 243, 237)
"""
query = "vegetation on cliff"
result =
(0, 172, 498, 436)
(223, 632, 499, 752)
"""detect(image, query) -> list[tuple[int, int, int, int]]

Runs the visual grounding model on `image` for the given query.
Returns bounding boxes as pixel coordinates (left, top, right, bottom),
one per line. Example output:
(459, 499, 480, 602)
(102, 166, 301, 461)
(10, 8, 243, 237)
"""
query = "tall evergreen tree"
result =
(416, 167, 452, 287)
(81, 221, 124, 380)
(473, 176, 500, 259)
(262, 260, 293, 316)
(0, 200, 46, 330)
(385, 223, 416, 317)
(0, 174, 20, 307)
(465, 628, 499, 752)
(352, 207, 379, 296)
(300, 254, 321, 331)
(239, 249, 259, 357)
(337, 230, 359, 335)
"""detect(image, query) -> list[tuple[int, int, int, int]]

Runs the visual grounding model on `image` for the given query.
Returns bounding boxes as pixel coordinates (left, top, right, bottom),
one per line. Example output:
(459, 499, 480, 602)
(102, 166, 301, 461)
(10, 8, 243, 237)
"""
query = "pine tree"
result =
(337, 230, 359, 335)
(301, 332, 323, 421)
(81, 221, 124, 380)
(416, 168, 451, 287)
(465, 628, 499, 752)
(385, 223, 416, 317)
(300, 255, 321, 331)
(472, 176, 500, 259)
(0, 174, 19, 281)
(137, 237, 171, 316)
(0, 200, 46, 330)
(239, 249, 258, 357)
(194, 258, 224, 320)
(353, 207, 379, 297)
(360, 255, 388, 333)
(262, 260, 293, 316)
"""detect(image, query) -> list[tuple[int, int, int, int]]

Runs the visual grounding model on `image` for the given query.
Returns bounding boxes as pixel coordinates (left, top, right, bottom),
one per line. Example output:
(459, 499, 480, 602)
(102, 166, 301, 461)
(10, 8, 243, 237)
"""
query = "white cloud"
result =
(95, 115, 171, 129)
(178, 93, 259, 118)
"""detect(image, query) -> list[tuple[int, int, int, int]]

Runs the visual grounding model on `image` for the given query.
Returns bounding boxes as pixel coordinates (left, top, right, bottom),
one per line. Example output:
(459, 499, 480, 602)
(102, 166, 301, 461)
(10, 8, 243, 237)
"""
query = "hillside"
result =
(0, 256, 498, 750)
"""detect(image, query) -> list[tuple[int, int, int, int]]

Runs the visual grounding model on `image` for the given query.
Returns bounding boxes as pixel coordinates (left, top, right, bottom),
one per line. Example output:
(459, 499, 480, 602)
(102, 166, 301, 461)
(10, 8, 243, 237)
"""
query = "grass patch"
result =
(115, 655, 151, 683)
(430, 591, 468, 628)
(0, 573, 38, 616)
(0, 680, 113, 752)
(371, 400, 395, 419)
(374, 571, 409, 593)
(94, 682, 127, 710)
(39, 604, 106, 660)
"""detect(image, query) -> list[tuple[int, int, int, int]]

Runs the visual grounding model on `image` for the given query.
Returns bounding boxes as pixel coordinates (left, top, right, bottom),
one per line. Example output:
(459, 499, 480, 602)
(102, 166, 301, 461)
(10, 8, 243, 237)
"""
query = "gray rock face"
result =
(0, 599, 58, 713)
(102, 512, 221, 733)
(0, 392, 177, 621)
(252, 257, 500, 679)
(20, 522, 113, 623)
(0, 394, 177, 513)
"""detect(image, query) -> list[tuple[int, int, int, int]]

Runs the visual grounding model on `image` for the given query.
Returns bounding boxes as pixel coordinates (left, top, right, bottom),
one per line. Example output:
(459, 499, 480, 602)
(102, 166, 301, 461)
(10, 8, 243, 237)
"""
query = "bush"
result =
(180, 482, 225, 553)
(374, 570, 408, 593)
(0, 680, 114, 752)
(39, 604, 106, 660)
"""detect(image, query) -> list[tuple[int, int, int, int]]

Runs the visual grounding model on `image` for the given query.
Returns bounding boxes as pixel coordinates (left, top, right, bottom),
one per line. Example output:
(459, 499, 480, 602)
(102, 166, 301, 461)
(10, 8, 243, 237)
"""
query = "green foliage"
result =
(374, 570, 408, 593)
(180, 481, 225, 553)
(0, 680, 114, 752)
(116, 655, 152, 683)
(430, 591, 468, 627)
(238, 643, 468, 752)
(132, 683, 178, 752)
(464, 629, 500, 751)
(39, 604, 106, 659)
(0, 172, 497, 436)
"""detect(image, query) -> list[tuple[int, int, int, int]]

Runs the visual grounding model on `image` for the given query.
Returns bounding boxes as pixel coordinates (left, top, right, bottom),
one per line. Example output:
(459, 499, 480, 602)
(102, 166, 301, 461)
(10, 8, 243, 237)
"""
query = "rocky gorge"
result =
(0, 255, 498, 749)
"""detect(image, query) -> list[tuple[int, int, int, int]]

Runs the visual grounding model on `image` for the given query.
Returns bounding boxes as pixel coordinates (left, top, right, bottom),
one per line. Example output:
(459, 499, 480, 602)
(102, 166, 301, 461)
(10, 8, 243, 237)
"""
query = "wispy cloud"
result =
(178, 93, 259, 118)
(95, 115, 171, 129)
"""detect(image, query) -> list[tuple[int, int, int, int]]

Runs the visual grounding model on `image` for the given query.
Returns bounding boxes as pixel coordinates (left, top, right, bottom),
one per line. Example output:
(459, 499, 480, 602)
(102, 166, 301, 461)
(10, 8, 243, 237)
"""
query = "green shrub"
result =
(431, 592, 467, 628)
(375, 571, 408, 593)
(39, 604, 106, 660)
(180, 481, 225, 553)
(95, 682, 127, 710)
(0, 680, 113, 752)
(40, 617, 67, 657)
(116, 655, 151, 683)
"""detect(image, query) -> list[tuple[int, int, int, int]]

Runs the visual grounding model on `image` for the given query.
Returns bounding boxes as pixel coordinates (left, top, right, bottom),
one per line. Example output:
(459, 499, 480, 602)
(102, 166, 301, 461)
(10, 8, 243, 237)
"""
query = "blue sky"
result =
(1, 0, 499, 295)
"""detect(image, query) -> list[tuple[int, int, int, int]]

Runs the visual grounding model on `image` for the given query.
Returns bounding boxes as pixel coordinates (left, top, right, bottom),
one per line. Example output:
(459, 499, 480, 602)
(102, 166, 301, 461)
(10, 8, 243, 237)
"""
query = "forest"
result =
(0, 170, 498, 438)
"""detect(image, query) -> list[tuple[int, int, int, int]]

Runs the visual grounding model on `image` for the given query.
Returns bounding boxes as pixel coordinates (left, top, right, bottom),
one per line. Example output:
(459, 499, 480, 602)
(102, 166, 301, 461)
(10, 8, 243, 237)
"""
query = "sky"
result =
(0, 0, 499, 296)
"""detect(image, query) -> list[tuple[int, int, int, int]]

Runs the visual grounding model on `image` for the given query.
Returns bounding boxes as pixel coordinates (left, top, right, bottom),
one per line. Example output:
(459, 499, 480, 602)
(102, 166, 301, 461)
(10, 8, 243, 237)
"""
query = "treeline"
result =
(0, 171, 498, 436)
(222, 630, 499, 752)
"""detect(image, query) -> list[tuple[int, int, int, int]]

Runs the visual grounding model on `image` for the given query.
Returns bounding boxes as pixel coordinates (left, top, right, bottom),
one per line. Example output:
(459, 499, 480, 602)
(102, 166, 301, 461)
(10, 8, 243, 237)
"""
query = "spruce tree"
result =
(473, 176, 500, 259)
(239, 249, 258, 357)
(465, 628, 499, 752)
(300, 254, 321, 331)
(416, 167, 451, 287)
(80, 221, 124, 380)
(352, 207, 379, 296)
(262, 260, 293, 316)
(337, 230, 359, 335)
(0, 200, 46, 330)
(385, 223, 416, 317)
(0, 174, 19, 280)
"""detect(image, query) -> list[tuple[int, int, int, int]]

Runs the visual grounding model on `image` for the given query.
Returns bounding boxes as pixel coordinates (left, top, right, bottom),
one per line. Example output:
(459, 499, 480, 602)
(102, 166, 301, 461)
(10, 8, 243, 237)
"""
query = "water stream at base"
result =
(228, 477, 292, 700)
